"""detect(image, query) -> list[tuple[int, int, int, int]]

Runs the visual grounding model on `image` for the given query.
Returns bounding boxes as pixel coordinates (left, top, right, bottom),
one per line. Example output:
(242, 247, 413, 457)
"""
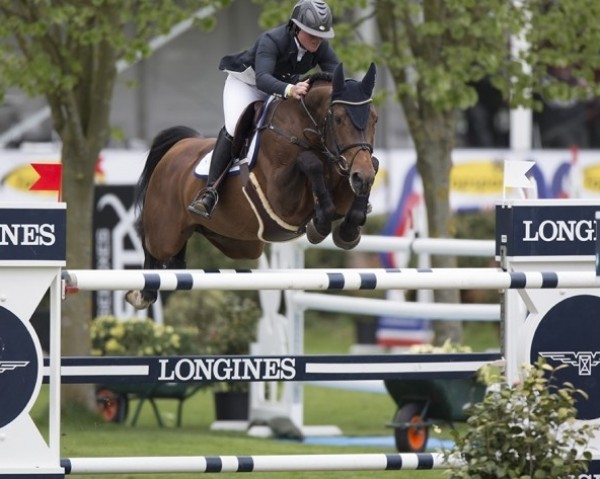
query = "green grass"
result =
(31, 319, 499, 479)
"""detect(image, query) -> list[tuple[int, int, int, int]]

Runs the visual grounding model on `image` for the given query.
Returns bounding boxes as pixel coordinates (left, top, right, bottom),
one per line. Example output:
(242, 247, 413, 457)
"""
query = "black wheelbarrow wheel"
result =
(96, 387, 129, 423)
(393, 403, 429, 453)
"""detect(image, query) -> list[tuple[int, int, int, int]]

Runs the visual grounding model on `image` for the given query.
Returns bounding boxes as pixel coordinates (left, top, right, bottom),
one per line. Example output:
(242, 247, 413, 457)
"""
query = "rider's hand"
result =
(286, 81, 310, 100)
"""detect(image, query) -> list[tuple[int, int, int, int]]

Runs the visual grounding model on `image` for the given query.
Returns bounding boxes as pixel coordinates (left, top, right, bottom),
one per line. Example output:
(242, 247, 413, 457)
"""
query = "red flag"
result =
(30, 163, 63, 200)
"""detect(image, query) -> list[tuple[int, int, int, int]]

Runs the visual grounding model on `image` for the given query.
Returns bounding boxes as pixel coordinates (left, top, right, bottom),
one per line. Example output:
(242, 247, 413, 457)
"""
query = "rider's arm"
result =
(254, 33, 291, 98)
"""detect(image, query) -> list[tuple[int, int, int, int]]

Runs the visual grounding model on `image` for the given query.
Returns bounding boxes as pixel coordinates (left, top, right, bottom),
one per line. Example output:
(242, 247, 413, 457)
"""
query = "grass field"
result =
(32, 318, 500, 479)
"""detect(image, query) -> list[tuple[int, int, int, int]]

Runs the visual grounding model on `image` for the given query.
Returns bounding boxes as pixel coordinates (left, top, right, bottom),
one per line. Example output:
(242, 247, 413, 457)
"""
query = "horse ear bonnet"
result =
(331, 63, 377, 131)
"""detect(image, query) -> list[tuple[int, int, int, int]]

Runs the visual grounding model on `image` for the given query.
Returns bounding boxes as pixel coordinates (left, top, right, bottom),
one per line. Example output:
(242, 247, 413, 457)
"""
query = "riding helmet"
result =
(289, 0, 335, 39)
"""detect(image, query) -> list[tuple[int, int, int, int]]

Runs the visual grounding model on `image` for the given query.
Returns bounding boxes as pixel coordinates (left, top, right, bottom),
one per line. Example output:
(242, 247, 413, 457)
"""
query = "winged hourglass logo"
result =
(539, 351, 600, 376)
(0, 361, 30, 374)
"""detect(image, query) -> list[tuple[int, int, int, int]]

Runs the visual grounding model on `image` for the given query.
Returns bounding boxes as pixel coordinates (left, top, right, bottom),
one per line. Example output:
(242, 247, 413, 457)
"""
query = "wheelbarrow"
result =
(384, 377, 486, 452)
(96, 382, 205, 427)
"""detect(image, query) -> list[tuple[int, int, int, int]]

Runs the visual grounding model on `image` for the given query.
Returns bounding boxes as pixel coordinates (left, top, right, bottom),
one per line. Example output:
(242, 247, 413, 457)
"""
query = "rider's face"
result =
(297, 30, 322, 53)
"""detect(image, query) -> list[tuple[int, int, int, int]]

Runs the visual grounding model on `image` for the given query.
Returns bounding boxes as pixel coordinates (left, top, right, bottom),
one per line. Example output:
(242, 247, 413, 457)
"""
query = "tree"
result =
(0, 0, 226, 408)
(260, 0, 600, 343)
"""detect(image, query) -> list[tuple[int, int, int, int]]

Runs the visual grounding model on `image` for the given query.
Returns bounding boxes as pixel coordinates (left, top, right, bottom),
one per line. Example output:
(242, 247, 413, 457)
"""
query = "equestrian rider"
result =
(188, 0, 340, 218)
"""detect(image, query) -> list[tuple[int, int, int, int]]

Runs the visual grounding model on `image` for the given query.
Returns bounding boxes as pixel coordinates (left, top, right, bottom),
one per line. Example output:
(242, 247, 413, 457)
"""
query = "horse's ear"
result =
(332, 63, 345, 94)
(361, 63, 376, 97)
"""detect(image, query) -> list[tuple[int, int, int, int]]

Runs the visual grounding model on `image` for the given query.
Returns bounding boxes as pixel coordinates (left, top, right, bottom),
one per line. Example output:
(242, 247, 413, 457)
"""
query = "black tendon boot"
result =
(188, 127, 233, 218)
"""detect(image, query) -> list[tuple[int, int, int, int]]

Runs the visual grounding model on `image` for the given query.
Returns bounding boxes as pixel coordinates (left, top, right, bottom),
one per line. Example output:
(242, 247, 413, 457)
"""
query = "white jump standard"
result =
(4, 199, 600, 477)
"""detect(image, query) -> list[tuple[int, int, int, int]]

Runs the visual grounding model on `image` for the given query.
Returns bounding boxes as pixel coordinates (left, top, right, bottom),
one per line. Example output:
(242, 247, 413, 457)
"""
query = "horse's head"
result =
(324, 62, 378, 197)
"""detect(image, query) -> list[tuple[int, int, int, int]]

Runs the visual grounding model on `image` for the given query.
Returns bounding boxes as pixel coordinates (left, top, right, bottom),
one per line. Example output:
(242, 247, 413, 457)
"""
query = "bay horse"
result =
(126, 62, 378, 310)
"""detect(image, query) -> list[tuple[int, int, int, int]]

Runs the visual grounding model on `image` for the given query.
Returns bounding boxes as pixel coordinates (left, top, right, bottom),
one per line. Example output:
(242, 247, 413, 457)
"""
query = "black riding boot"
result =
(188, 127, 233, 218)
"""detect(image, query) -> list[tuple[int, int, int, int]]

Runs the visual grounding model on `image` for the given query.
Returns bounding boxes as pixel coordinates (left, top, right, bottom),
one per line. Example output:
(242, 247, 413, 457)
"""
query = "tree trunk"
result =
(413, 111, 463, 345)
(59, 139, 97, 409)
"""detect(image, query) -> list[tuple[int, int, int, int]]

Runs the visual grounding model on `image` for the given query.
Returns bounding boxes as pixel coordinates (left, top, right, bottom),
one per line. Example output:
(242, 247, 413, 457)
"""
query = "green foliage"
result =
(90, 316, 196, 356)
(163, 290, 261, 392)
(0, 1, 226, 101)
(446, 358, 598, 479)
(164, 290, 260, 357)
(255, 0, 600, 111)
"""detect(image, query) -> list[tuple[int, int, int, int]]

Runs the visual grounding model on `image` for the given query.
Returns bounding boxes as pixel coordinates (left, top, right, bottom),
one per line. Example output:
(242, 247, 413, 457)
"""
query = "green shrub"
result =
(446, 358, 598, 479)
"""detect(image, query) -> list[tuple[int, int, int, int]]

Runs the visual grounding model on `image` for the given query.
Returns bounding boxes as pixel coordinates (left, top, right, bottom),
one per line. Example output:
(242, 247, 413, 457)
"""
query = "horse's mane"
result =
(301, 71, 332, 85)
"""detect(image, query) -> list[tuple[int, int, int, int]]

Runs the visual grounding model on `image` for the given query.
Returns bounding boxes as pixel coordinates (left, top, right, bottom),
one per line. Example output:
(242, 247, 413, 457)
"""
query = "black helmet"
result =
(289, 0, 334, 39)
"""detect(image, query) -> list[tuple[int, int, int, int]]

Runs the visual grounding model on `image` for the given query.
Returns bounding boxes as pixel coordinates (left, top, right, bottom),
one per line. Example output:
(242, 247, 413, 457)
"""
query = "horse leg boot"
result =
(188, 127, 233, 218)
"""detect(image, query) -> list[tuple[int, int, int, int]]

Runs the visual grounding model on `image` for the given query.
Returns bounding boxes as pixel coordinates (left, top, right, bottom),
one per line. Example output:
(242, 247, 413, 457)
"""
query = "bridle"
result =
(300, 96, 374, 175)
(264, 89, 375, 176)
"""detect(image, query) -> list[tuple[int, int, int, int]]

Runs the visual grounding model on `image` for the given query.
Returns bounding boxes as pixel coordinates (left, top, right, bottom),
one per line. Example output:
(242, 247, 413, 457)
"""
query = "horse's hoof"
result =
(125, 290, 152, 310)
(306, 219, 329, 244)
(333, 226, 361, 250)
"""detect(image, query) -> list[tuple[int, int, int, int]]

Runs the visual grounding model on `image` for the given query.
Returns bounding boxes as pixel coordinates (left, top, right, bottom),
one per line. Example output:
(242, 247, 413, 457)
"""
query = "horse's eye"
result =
(334, 114, 344, 125)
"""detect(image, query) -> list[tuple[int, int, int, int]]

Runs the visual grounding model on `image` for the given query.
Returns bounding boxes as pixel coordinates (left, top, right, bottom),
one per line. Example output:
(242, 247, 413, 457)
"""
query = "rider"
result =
(188, 0, 340, 218)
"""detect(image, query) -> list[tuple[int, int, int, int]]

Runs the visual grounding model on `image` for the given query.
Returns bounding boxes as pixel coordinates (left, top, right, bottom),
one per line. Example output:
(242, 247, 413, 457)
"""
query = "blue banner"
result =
(0, 207, 66, 262)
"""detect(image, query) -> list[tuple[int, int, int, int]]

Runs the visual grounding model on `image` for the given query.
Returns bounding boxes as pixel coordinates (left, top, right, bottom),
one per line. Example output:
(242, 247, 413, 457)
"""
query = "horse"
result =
(126, 62, 378, 310)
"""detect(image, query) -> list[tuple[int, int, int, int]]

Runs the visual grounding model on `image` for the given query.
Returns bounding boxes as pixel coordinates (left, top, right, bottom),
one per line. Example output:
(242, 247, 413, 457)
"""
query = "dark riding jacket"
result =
(219, 24, 339, 98)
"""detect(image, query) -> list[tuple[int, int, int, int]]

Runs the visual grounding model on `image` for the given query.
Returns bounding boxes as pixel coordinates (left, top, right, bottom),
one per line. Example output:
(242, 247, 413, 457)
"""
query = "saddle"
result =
(232, 101, 265, 160)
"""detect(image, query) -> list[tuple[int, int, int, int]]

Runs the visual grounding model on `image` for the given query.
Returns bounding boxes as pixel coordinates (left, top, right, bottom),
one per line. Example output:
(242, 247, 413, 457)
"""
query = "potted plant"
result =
(163, 290, 261, 421)
(90, 316, 198, 425)
(445, 358, 598, 478)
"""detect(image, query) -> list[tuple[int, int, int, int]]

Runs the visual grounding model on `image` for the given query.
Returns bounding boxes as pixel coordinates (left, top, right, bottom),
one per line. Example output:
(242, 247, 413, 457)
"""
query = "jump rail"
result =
(292, 235, 495, 257)
(61, 453, 453, 474)
(63, 268, 600, 292)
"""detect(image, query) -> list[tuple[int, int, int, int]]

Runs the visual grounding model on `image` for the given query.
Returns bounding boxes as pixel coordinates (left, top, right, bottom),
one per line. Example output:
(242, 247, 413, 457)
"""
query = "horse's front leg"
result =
(333, 194, 370, 250)
(296, 151, 335, 244)
(333, 156, 379, 249)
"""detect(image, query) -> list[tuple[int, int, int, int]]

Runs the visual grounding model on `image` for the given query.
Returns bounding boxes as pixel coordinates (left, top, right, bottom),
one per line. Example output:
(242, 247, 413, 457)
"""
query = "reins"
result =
(263, 88, 374, 176)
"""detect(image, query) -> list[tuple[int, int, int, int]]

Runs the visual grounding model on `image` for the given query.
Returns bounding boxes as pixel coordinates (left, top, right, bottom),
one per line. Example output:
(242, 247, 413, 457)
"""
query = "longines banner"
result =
(0, 206, 66, 262)
(43, 352, 501, 384)
(496, 202, 598, 257)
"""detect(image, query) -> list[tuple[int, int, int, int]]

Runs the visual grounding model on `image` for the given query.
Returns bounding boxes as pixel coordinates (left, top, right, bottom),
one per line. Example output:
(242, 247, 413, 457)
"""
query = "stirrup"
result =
(188, 189, 218, 219)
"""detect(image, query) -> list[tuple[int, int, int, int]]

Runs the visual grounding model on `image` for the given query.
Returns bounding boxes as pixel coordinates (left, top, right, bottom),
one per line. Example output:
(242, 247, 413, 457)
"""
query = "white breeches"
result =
(223, 73, 269, 136)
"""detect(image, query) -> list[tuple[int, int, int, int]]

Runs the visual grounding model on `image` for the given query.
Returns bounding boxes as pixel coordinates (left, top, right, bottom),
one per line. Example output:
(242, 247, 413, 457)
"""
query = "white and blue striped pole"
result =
(63, 268, 600, 292)
(61, 453, 455, 474)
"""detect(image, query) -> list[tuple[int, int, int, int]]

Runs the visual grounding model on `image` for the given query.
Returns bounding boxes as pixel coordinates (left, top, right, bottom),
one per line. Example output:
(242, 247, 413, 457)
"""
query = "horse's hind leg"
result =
(333, 194, 370, 250)
(125, 251, 162, 310)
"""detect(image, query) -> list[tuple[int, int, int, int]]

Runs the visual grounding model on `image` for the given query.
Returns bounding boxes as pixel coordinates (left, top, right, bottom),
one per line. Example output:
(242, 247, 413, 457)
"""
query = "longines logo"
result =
(0, 308, 39, 428)
(496, 204, 599, 257)
(158, 357, 297, 382)
(531, 295, 600, 421)
(522, 219, 596, 242)
(0, 223, 56, 246)
(0, 208, 66, 261)
(539, 351, 600, 376)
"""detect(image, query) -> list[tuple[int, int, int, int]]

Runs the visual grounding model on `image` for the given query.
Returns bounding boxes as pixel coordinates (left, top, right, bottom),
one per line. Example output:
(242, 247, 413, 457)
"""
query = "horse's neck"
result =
(303, 85, 331, 126)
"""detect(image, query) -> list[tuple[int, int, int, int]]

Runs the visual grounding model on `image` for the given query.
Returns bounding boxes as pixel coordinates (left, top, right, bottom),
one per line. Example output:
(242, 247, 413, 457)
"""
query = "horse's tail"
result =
(134, 125, 200, 235)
